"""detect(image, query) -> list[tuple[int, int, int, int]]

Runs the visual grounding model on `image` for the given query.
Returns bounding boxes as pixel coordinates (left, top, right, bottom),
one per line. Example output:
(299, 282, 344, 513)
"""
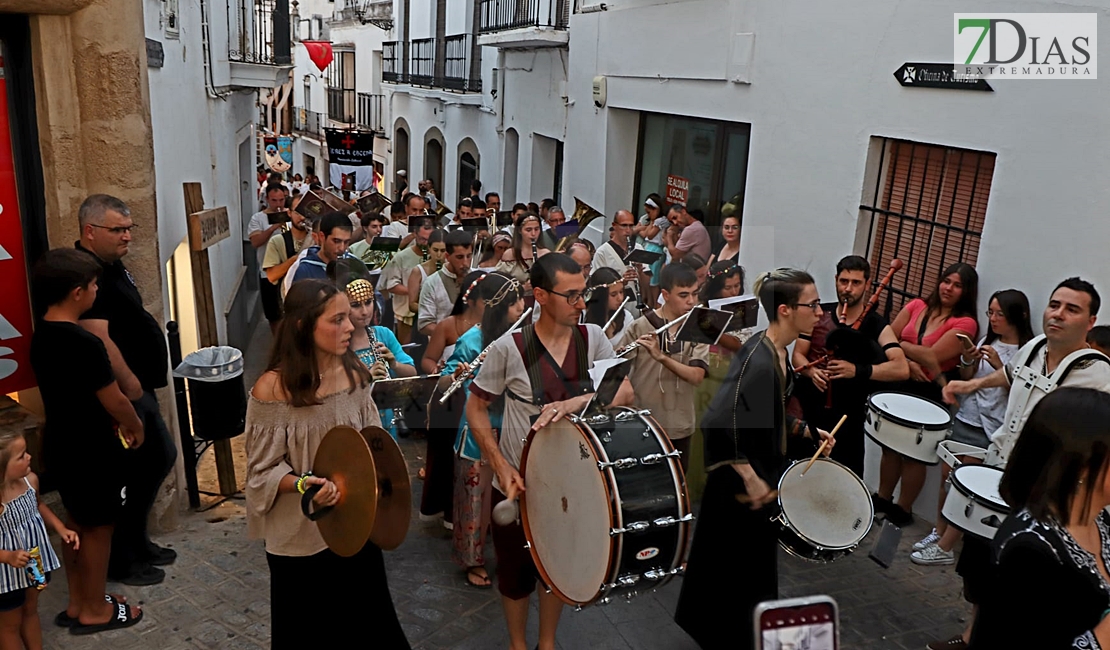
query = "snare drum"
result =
(519, 407, 692, 607)
(942, 464, 1008, 539)
(775, 458, 873, 562)
(864, 392, 952, 464)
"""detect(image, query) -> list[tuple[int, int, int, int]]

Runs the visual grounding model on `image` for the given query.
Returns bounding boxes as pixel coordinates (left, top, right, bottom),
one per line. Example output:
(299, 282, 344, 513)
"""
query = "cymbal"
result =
(312, 426, 379, 557)
(361, 426, 411, 550)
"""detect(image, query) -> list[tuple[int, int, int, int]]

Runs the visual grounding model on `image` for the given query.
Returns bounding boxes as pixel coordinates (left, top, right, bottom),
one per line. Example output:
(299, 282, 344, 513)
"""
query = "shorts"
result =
(490, 489, 543, 600)
(949, 418, 991, 449)
(58, 478, 126, 528)
(0, 574, 50, 612)
(260, 277, 283, 322)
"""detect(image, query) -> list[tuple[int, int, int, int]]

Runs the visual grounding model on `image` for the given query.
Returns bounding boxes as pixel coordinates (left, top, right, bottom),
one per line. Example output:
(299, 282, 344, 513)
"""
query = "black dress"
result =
(675, 333, 817, 650)
(970, 508, 1110, 648)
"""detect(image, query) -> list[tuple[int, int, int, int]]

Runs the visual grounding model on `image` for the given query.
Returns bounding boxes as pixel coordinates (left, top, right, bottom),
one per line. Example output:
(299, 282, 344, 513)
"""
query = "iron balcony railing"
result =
(357, 93, 385, 132)
(410, 38, 435, 86)
(293, 108, 325, 137)
(228, 0, 291, 65)
(442, 34, 482, 92)
(383, 41, 406, 83)
(479, 0, 569, 33)
(326, 87, 357, 123)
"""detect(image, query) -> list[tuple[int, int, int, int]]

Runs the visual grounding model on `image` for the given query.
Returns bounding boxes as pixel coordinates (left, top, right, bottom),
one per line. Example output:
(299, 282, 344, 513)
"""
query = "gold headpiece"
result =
(485, 273, 521, 307)
(345, 279, 375, 303)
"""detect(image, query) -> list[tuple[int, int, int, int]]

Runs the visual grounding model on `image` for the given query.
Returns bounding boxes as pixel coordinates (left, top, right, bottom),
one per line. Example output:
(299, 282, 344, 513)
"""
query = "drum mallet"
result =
(801, 414, 847, 476)
(492, 497, 520, 526)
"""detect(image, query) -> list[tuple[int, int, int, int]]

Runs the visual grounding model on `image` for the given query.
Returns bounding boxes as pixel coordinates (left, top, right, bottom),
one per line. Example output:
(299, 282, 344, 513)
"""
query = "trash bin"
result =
(173, 346, 246, 441)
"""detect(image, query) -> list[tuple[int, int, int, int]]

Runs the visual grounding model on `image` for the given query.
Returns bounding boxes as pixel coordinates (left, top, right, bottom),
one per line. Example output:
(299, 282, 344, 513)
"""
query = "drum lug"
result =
(642, 431, 651, 439)
(574, 605, 583, 612)
(964, 501, 974, 518)
(614, 409, 650, 422)
(603, 574, 641, 591)
(623, 591, 639, 602)
(596, 597, 612, 606)
(640, 450, 682, 465)
(523, 541, 531, 550)
(586, 414, 612, 426)
(600, 433, 612, 444)
(653, 513, 695, 528)
(916, 427, 924, 445)
(874, 417, 881, 433)
(598, 457, 639, 471)
(610, 521, 650, 536)
(643, 567, 681, 580)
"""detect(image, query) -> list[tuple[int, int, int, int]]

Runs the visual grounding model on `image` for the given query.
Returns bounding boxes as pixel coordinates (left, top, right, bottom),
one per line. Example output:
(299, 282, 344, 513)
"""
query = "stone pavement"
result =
(36, 320, 971, 649)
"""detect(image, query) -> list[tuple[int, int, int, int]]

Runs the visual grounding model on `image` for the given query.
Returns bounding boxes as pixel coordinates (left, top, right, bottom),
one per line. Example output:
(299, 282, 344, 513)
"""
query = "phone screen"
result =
(758, 602, 837, 650)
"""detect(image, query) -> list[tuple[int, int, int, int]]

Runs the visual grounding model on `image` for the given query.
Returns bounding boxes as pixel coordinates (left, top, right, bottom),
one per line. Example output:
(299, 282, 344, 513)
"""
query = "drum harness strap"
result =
(505, 324, 591, 408)
(1004, 335, 1110, 436)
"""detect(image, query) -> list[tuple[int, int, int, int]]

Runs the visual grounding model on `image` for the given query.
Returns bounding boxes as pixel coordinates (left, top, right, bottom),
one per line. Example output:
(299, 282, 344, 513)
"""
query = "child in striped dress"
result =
(0, 431, 74, 649)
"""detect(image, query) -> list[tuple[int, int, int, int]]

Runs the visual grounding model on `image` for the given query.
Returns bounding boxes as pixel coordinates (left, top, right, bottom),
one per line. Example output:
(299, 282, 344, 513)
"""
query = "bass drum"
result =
(520, 407, 692, 607)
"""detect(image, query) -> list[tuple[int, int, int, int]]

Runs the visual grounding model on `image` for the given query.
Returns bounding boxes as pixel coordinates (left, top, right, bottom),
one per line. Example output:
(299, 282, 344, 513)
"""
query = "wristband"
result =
(959, 354, 977, 368)
(295, 473, 313, 495)
(856, 363, 873, 381)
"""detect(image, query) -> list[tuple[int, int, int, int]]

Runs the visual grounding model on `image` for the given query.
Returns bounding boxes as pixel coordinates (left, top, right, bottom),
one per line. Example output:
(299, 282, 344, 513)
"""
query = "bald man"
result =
(591, 210, 637, 280)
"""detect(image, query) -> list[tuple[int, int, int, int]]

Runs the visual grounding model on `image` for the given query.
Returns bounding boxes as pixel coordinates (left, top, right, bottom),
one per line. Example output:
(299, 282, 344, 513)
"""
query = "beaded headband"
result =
(484, 273, 521, 307)
(461, 272, 489, 305)
(345, 279, 375, 303)
(708, 264, 740, 280)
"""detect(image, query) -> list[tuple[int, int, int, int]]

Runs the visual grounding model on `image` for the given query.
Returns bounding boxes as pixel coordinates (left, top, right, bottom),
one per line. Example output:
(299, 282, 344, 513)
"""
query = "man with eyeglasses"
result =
(791, 255, 909, 477)
(75, 194, 178, 587)
(246, 184, 292, 333)
(591, 210, 638, 281)
(466, 253, 633, 650)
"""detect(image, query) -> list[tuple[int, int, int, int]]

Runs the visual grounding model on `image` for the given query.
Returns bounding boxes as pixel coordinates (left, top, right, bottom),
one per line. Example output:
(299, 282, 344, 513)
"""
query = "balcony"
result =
(332, 0, 393, 29)
(410, 38, 435, 86)
(478, 0, 570, 49)
(293, 108, 325, 139)
(383, 41, 407, 83)
(227, 0, 295, 87)
(357, 93, 385, 133)
(442, 34, 482, 92)
(327, 87, 357, 123)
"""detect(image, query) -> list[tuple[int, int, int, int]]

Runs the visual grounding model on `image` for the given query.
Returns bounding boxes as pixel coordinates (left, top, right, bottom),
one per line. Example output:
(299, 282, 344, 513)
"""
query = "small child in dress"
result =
(0, 431, 74, 650)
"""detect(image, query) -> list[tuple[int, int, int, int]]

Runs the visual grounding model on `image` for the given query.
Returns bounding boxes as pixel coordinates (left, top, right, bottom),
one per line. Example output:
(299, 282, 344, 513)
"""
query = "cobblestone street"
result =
(38, 323, 972, 649)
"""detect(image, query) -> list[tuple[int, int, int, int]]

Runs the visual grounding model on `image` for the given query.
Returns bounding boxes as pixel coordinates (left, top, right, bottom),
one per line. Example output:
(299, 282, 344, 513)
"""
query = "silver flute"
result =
(613, 311, 694, 357)
(602, 297, 631, 333)
(439, 307, 534, 403)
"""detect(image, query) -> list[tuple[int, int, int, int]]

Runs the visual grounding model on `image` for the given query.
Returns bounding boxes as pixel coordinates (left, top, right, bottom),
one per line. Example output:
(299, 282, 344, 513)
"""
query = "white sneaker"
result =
(911, 544, 955, 566)
(913, 528, 940, 551)
(443, 520, 454, 531)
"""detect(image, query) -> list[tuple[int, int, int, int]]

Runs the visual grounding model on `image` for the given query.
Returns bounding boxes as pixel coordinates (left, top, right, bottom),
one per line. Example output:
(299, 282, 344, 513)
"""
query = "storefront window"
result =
(634, 113, 751, 250)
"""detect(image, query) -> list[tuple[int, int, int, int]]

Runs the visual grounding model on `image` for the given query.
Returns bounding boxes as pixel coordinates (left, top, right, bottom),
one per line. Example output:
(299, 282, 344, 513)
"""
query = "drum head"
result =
(521, 419, 613, 605)
(953, 465, 1006, 510)
(779, 459, 873, 550)
(869, 392, 951, 428)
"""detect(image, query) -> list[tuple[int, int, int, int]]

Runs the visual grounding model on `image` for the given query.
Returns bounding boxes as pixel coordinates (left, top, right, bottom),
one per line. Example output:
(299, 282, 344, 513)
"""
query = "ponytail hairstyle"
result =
(700, 260, 745, 303)
(985, 289, 1035, 347)
(752, 268, 816, 323)
(479, 273, 524, 347)
(585, 267, 624, 332)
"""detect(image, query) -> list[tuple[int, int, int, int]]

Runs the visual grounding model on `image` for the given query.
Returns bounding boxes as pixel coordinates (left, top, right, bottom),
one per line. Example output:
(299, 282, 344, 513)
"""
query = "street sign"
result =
(894, 63, 993, 91)
(187, 207, 231, 251)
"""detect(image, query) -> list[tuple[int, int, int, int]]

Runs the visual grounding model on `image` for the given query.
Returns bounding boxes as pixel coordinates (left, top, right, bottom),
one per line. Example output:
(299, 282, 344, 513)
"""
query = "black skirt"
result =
(675, 467, 778, 650)
(266, 543, 410, 649)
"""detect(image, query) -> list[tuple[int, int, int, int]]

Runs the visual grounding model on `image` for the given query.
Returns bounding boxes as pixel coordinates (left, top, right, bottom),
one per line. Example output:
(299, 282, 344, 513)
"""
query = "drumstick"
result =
(736, 490, 778, 505)
(800, 414, 847, 477)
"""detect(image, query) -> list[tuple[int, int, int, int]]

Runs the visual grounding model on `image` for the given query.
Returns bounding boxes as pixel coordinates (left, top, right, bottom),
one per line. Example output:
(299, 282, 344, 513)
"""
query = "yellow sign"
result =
(187, 207, 230, 251)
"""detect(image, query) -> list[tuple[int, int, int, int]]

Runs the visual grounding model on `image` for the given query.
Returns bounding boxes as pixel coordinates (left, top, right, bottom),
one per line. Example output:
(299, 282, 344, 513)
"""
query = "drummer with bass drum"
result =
(465, 253, 633, 650)
(675, 268, 835, 650)
(792, 255, 909, 477)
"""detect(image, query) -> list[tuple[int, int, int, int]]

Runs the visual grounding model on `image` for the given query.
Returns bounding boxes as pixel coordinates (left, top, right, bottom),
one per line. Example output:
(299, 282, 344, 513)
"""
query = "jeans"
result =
(108, 391, 177, 575)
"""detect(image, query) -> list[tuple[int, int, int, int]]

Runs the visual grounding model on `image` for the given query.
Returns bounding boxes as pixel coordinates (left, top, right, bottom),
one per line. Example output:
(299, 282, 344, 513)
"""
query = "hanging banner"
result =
(325, 128, 375, 193)
(302, 41, 334, 73)
(0, 57, 38, 394)
(263, 135, 290, 173)
(277, 135, 293, 169)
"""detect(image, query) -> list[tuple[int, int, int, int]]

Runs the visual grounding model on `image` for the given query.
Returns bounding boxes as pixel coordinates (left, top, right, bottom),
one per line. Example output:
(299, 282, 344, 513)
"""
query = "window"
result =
(326, 50, 356, 123)
(861, 138, 996, 317)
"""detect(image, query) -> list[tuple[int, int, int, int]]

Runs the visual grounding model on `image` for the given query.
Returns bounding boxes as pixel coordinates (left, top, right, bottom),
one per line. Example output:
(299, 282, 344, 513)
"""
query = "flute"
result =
(614, 311, 693, 357)
(603, 297, 631, 334)
(439, 307, 534, 403)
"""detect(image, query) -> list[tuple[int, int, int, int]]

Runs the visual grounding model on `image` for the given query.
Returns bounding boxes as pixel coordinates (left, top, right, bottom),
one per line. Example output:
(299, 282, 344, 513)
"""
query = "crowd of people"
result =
(16, 174, 1110, 650)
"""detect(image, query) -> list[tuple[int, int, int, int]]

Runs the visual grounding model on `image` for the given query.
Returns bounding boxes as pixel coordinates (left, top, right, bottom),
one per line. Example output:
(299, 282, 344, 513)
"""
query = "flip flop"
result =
(465, 566, 492, 589)
(69, 601, 143, 635)
(55, 595, 127, 628)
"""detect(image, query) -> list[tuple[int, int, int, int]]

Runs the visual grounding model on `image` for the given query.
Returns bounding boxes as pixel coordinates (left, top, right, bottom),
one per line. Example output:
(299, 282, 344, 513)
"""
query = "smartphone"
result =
(955, 332, 974, 347)
(754, 596, 839, 650)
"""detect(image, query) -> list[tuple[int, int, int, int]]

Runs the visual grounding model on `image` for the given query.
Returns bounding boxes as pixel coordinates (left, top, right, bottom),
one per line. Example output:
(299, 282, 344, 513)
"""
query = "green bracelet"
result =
(295, 473, 313, 495)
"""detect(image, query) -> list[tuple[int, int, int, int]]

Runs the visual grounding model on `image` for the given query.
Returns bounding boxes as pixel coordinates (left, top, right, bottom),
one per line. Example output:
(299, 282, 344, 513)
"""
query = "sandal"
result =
(69, 601, 143, 635)
(465, 566, 492, 589)
(55, 594, 127, 628)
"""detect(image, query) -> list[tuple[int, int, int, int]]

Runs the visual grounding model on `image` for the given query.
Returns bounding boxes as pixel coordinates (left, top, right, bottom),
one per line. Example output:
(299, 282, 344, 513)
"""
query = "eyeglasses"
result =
(795, 300, 823, 311)
(545, 288, 588, 306)
(722, 225, 740, 231)
(89, 223, 138, 235)
(986, 309, 1005, 318)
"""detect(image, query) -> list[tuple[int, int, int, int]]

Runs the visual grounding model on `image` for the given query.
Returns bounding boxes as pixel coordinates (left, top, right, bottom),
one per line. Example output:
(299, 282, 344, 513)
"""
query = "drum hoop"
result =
(615, 407, 694, 577)
(867, 391, 953, 431)
(950, 465, 1007, 511)
(776, 458, 874, 550)
(520, 417, 622, 607)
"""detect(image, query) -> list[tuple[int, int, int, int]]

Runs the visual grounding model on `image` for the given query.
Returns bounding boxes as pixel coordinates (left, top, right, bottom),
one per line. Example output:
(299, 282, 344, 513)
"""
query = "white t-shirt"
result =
(383, 221, 408, 240)
(245, 210, 272, 277)
(955, 338, 1019, 433)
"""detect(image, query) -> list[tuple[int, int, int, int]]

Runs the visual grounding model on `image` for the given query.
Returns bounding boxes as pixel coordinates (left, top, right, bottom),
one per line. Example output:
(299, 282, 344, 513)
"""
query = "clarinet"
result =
(531, 240, 538, 268)
(439, 308, 533, 403)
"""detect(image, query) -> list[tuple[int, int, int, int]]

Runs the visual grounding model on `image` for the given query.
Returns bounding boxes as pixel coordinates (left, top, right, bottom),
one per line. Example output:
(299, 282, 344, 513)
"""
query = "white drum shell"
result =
(941, 465, 1007, 539)
(864, 392, 952, 464)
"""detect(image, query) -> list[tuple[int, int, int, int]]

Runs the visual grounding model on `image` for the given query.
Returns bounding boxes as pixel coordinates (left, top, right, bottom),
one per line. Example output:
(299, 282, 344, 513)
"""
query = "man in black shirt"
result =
(792, 255, 909, 476)
(76, 194, 177, 586)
